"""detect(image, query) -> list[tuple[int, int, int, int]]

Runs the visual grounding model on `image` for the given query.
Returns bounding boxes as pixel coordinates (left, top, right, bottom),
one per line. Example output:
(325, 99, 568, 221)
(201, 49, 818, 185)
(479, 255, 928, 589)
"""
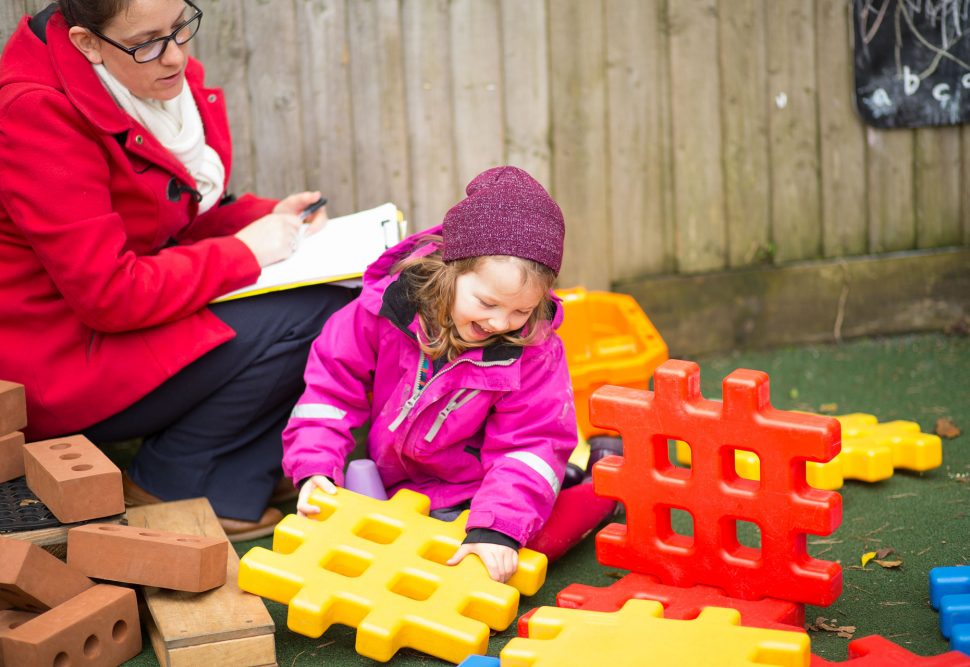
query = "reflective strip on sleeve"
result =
(504, 451, 561, 494)
(290, 403, 347, 420)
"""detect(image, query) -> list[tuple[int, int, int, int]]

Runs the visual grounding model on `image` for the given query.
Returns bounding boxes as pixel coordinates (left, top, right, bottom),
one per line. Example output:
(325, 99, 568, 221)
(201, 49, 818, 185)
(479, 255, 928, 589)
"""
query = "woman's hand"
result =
(234, 212, 302, 267)
(446, 542, 519, 583)
(296, 475, 338, 517)
(274, 190, 329, 236)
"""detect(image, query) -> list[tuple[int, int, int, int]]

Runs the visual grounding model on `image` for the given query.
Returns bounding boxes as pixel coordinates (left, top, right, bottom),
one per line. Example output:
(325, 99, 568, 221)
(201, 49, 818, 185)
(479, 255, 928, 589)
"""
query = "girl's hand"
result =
(446, 543, 519, 583)
(234, 212, 301, 267)
(296, 475, 337, 517)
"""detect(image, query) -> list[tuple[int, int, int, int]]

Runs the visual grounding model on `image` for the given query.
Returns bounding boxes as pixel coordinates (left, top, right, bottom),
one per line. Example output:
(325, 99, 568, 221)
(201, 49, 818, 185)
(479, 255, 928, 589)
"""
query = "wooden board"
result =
(126, 499, 276, 667)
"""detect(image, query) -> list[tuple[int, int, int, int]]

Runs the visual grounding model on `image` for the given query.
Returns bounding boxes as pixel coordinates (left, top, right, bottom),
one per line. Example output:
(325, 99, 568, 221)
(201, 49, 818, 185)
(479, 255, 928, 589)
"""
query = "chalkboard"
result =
(853, 0, 970, 128)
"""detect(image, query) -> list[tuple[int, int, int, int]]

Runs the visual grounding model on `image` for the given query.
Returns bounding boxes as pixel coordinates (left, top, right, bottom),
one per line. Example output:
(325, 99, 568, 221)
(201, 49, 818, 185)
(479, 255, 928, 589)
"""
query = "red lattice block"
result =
(811, 635, 970, 665)
(590, 360, 842, 606)
(556, 573, 804, 630)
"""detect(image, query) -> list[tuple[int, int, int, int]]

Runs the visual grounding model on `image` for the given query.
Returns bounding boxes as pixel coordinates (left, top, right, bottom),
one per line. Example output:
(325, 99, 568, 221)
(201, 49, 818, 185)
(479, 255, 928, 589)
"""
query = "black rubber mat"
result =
(0, 476, 60, 532)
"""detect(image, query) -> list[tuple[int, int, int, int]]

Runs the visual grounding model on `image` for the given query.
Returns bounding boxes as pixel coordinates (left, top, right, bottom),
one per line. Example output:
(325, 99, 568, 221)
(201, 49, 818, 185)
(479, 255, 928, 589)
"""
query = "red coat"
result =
(0, 11, 275, 439)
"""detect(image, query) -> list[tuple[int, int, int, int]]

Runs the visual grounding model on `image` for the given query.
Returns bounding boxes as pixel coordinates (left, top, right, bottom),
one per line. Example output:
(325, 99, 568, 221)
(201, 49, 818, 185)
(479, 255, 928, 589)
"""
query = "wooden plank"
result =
(915, 127, 962, 248)
(816, 0, 867, 258)
(605, 0, 669, 279)
(718, 0, 770, 268)
(190, 0, 256, 196)
(765, 0, 822, 262)
(347, 0, 411, 214)
(499, 0, 551, 189)
(146, 624, 276, 667)
(668, 0, 725, 273)
(1, 1, 26, 47)
(866, 127, 916, 252)
(296, 0, 356, 216)
(126, 499, 275, 666)
(401, 0, 457, 231)
(450, 0, 503, 188)
(242, 0, 304, 198)
(618, 247, 970, 357)
(548, 0, 610, 289)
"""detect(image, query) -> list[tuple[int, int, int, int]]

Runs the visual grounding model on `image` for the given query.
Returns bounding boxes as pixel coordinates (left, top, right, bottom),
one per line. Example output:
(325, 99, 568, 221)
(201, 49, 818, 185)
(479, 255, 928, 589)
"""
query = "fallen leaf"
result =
(874, 547, 895, 559)
(17, 499, 39, 507)
(936, 418, 961, 439)
(819, 403, 839, 413)
(875, 559, 903, 568)
(809, 616, 857, 640)
(861, 551, 877, 567)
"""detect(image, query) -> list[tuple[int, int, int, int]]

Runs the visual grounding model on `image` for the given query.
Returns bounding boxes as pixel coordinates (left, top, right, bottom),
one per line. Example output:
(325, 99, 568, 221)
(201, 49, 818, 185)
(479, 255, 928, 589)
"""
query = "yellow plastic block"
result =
(502, 600, 810, 667)
(238, 488, 547, 664)
(837, 413, 943, 471)
(674, 412, 941, 490)
(556, 287, 668, 438)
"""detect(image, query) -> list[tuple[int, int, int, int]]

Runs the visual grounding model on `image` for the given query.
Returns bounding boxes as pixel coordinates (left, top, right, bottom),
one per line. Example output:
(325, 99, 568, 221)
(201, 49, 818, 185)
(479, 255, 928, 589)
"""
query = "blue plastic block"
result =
(457, 657, 500, 667)
(952, 623, 970, 656)
(941, 595, 970, 639)
(931, 566, 970, 610)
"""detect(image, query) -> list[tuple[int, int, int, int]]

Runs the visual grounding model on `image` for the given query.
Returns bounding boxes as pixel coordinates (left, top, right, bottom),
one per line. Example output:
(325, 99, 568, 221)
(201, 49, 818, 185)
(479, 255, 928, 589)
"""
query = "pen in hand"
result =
(294, 197, 327, 247)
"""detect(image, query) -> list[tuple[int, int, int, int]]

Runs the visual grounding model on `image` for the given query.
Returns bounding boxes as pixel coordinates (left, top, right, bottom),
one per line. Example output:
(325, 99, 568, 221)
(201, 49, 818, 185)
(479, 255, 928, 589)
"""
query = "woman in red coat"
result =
(0, 0, 351, 538)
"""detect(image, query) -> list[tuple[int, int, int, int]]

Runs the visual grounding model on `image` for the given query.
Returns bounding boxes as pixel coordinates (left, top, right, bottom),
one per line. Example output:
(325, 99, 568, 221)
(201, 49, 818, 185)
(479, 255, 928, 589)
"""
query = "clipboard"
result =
(213, 202, 405, 302)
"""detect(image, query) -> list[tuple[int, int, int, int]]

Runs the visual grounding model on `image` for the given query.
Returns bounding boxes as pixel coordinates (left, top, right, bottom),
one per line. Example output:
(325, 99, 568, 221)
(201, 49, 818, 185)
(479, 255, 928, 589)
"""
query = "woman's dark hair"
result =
(58, 0, 128, 31)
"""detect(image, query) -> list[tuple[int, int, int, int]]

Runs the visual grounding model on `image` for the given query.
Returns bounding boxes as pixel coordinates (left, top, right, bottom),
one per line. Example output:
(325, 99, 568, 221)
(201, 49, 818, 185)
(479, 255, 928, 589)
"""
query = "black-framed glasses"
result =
(92, 1, 203, 64)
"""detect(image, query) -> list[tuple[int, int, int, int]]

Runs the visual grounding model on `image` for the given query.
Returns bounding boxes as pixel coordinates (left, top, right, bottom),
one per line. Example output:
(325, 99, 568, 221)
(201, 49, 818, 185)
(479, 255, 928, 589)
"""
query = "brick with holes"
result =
(0, 432, 25, 484)
(590, 359, 843, 606)
(0, 584, 141, 667)
(67, 523, 227, 592)
(23, 435, 123, 524)
(0, 382, 26, 437)
(0, 537, 94, 612)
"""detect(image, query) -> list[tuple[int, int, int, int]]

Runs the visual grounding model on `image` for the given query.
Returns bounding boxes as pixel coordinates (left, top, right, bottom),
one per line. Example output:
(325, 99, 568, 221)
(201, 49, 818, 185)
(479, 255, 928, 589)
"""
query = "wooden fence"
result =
(3, 0, 969, 291)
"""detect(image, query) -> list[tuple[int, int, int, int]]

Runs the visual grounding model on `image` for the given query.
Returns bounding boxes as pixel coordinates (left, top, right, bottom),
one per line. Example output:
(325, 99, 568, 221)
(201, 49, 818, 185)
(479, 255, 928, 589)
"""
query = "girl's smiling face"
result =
(451, 257, 545, 343)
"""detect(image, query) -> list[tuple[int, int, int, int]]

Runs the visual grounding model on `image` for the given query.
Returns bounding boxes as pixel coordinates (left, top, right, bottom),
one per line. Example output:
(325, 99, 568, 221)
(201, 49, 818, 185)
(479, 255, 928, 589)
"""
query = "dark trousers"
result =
(84, 284, 353, 521)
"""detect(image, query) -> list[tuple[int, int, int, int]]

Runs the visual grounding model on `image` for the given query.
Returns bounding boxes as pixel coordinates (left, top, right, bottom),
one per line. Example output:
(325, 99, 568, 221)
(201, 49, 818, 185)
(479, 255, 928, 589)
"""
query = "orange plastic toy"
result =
(590, 359, 843, 606)
(555, 287, 667, 438)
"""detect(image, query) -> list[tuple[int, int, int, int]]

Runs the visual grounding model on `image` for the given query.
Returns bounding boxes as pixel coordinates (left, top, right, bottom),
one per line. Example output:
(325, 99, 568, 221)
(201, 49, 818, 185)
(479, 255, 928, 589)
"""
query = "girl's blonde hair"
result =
(392, 236, 556, 361)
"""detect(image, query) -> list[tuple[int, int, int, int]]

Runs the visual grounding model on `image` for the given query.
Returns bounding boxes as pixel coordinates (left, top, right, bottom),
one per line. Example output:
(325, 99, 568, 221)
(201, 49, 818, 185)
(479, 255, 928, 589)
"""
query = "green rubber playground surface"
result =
(121, 332, 968, 665)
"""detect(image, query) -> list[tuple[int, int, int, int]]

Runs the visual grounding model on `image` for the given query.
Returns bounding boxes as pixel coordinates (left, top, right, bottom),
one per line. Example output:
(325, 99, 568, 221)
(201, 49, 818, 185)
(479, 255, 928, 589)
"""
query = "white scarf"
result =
(94, 64, 226, 213)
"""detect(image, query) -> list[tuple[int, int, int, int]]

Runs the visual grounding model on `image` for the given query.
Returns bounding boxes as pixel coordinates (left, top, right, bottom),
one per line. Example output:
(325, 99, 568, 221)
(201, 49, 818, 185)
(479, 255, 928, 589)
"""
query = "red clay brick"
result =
(23, 435, 124, 524)
(0, 382, 26, 436)
(0, 432, 25, 484)
(0, 538, 94, 612)
(68, 523, 228, 593)
(0, 584, 141, 667)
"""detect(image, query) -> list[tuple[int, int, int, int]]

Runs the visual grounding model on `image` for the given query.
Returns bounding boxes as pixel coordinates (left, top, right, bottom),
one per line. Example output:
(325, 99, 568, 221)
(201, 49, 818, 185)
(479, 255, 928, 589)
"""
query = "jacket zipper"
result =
(387, 353, 514, 432)
(423, 389, 481, 442)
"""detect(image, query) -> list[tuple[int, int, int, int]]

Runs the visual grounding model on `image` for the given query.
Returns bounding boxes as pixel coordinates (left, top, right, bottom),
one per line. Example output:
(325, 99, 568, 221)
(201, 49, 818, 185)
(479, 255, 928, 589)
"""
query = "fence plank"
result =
(817, 0, 867, 258)
(549, 0, 610, 289)
(193, 0, 255, 196)
(965, 127, 970, 244)
(450, 0, 503, 189)
(347, 0, 410, 215)
(866, 128, 916, 252)
(242, 0, 304, 198)
(605, 0, 670, 279)
(296, 0, 355, 216)
(719, 0, 770, 268)
(668, 0, 724, 273)
(915, 127, 962, 248)
(766, 0, 821, 263)
(402, 0, 457, 230)
(1, 2, 26, 49)
(499, 0, 550, 189)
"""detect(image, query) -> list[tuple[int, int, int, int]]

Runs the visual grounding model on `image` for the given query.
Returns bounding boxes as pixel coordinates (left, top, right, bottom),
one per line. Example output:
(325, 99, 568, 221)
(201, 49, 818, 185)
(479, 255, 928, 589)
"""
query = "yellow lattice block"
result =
(674, 412, 941, 490)
(238, 488, 546, 664)
(837, 413, 942, 471)
(502, 600, 810, 666)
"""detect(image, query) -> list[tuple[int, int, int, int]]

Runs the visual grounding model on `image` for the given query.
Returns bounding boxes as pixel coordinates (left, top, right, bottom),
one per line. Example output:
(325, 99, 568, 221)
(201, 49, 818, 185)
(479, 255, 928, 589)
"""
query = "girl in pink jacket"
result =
(282, 166, 578, 582)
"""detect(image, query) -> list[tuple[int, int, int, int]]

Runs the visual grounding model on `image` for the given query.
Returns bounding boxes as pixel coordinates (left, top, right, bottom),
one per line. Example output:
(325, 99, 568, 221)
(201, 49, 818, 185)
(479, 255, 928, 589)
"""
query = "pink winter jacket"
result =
(282, 230, 578, 546)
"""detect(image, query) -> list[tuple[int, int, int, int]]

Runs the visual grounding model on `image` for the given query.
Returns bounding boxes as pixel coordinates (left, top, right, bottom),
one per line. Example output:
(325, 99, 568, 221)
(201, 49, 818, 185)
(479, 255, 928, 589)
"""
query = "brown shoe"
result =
(270, 476, 298, 504)
(122, 472, 162, 507)
(219, 507, 284, 542)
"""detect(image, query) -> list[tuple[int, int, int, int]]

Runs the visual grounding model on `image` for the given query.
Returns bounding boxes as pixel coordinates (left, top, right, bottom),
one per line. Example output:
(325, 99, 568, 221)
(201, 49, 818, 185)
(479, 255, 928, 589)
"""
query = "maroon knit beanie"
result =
(441, 166, 564, 275)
